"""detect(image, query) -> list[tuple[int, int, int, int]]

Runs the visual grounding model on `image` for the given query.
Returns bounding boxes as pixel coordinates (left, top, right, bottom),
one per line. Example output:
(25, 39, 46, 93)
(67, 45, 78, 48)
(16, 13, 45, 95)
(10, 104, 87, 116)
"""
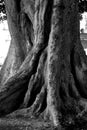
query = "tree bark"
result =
(0, 0, 28, 85)
(0, 0, 87, 129)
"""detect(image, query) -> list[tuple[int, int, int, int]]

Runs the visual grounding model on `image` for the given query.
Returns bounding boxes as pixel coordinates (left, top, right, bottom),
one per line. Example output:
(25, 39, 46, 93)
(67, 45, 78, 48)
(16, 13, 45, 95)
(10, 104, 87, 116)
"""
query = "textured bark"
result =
(0, 0, 87, 129)
(0, 38, 25, 86)
(0, 0, 27, 85)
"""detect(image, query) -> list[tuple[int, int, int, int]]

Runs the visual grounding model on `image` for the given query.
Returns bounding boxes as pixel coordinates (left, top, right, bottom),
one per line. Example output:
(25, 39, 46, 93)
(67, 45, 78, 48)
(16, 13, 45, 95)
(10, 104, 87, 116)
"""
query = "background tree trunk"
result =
(0, 0, 87, 129)
(0, 0, 28, 85)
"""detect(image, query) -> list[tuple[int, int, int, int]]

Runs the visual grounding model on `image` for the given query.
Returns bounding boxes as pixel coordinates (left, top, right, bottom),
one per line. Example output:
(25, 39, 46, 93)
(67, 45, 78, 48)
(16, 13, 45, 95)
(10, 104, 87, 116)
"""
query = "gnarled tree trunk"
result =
(0, 0, 87, 129)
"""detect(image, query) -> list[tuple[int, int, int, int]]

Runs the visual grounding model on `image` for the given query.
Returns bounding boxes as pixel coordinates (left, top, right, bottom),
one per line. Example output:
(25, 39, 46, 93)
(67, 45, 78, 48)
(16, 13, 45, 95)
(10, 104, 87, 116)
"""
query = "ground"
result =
(0, 112, 53, 130)
(0, 117, 51, 130)
(0, 114, 87, 130)
(0, 108, 87, 130)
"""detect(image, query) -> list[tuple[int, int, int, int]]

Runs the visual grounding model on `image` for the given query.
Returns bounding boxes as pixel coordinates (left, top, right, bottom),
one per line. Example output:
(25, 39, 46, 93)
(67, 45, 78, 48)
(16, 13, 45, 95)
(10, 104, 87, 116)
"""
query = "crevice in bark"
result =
(15, 0, 21, 13)
(30, 85, 47, 116)
(44, 0, 53, 44)
(20, 0, 35, 23)
(20, 12, 34, 53)
(23, 50, 47, 108)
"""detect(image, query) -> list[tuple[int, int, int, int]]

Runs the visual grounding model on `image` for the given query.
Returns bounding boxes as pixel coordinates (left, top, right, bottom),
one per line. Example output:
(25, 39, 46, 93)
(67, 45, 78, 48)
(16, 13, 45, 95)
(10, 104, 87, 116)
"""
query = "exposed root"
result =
(0, 44, 47, 116)
(22, 49, 47, 108)
(21, 75, 36, 108)
(23, 73, 43, 108)
(30, 85, 47, 117)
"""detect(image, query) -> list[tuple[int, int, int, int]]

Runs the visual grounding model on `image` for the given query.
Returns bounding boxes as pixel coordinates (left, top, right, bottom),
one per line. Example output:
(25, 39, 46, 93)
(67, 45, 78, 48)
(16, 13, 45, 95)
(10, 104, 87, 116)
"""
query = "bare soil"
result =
(0, 108, 87, 130)
(0, 109, 54, 130)
(0, 116, 53, 130)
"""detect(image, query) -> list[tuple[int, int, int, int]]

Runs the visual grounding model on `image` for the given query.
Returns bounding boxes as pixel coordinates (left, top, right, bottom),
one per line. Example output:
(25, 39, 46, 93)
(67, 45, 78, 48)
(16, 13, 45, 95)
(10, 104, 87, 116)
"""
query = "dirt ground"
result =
(0, 108, 54, 130)
(0, 116, 53, 130)
(0, 109, 87, 130)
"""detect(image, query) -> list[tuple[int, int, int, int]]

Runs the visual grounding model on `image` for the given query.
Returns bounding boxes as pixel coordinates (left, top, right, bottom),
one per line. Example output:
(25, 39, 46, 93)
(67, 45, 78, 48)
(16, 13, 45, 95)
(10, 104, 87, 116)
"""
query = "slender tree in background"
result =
(0, 0, 87, 129)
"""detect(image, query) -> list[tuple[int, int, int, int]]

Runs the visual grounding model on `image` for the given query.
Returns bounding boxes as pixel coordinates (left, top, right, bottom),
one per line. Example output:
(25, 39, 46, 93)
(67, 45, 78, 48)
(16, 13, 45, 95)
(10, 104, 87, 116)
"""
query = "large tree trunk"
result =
(0, 0, 28, 85)
(0, 0, 87, 129)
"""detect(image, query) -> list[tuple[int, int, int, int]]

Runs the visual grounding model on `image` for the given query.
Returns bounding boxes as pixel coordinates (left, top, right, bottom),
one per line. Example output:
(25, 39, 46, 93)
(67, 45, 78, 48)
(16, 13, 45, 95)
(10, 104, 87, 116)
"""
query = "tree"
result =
(1, 0, 87, 129)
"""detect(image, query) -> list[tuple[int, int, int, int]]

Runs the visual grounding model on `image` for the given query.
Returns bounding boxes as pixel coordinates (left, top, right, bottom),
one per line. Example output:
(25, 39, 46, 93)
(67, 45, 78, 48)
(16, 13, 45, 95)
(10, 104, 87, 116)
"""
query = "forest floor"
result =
(0, 109, 54, 130)
(0, 115, 87, 130)
(0, 116, 52, 130)
(0, 116, 53, 130)
(0, 110, 87, 130)
(0, 106, 87, 130)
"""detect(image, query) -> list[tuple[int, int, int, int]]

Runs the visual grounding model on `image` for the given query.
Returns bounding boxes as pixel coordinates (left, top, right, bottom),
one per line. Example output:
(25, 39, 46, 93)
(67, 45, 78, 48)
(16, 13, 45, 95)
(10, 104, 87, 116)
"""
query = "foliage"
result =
(0, 0, 6, 21)
(0, 0, 5, 13)
(79, 0, 87, 13)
